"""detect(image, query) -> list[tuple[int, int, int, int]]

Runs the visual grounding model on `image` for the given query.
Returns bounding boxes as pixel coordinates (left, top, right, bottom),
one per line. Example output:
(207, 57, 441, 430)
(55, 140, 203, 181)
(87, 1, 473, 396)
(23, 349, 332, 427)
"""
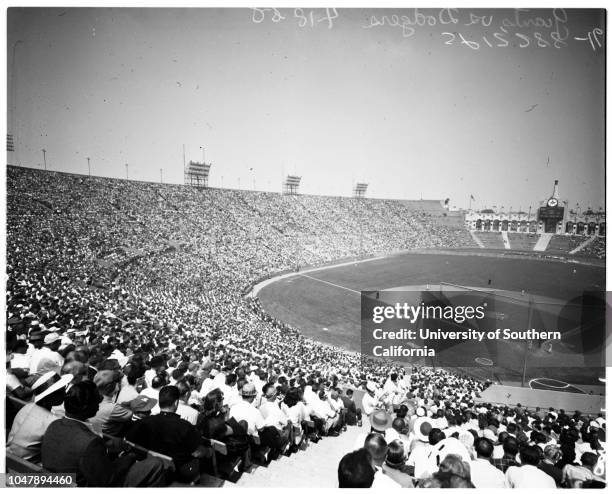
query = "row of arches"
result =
(470, 219, 606, 236)
(565, 221, 606, 236)
(473, 219, 537, 233)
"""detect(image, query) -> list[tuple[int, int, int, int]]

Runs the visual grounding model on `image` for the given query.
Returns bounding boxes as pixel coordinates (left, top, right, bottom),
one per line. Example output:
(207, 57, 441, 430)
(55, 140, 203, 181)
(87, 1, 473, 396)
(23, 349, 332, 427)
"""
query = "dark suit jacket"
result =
(340, 396, 359, 425)
(42, 417, 134, 487)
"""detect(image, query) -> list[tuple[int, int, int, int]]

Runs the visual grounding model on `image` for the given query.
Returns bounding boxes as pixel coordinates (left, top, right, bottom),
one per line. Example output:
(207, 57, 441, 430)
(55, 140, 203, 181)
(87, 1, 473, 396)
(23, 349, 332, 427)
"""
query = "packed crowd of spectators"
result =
(575, 237, 606, 260)
(339, 368, 606, 488)
(5, 167, 606, 487)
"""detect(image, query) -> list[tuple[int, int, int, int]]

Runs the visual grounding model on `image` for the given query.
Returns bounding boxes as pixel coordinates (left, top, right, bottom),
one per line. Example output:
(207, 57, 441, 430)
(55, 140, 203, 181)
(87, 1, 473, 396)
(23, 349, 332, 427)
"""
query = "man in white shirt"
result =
(144, 355, 166, 388)
(406, 417, 433, 478)
(199, 369, 217, 396)
(219, 373, 240, 408)
(259, 385, 289, 431)
(470, 437, 506, 488)
(29, 333, 64, 375)
(310, 390, 339, 435)
(176, 380, 199, 425)
(229, 383, 266, 436)
(505, 445, 556, 488)
(362, 381, 383, 417)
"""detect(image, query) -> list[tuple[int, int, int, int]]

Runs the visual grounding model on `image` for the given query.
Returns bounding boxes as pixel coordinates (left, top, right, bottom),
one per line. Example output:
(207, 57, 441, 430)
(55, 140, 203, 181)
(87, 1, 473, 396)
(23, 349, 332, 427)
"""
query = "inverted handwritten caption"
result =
(252, 7, 338, 29)
(252, 8, 603, 52)
(363, 8, 602, 51)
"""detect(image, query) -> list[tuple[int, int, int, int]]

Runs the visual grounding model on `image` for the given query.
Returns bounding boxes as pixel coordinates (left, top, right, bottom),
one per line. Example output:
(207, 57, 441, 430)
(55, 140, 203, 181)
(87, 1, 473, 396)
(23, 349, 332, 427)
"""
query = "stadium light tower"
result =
(200, 146, 205, 163)
(160, 168, 163, 184)
(42, 149, 46, 170)
(87, 157, 91, 177)
(125, 163, 129, 180)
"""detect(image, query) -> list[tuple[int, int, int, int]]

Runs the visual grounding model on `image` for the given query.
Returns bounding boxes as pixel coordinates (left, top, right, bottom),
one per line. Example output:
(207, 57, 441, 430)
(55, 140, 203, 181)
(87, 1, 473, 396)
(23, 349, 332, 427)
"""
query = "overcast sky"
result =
(7, 7, 605, 210)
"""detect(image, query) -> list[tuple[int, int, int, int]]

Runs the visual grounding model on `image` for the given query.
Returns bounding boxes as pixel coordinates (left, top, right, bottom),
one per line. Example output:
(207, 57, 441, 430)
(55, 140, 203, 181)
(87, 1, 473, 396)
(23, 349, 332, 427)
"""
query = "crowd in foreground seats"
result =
(339, 368, 606, 488)
(6, 328, 403, 486)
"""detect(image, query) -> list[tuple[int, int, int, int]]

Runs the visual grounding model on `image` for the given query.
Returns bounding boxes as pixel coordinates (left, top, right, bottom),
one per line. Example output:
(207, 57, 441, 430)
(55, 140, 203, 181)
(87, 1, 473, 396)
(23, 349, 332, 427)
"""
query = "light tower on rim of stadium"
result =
(42, 149, 46, 170)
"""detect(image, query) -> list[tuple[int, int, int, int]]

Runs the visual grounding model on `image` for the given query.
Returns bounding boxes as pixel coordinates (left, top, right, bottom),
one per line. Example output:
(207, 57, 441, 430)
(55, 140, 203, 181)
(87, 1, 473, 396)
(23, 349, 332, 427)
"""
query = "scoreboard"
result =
(538, 206, 564, 220)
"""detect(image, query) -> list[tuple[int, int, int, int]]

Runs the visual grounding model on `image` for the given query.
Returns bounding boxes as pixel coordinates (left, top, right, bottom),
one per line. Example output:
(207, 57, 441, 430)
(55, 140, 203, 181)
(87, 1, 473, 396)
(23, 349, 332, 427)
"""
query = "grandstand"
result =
(5, 166, 606, 488)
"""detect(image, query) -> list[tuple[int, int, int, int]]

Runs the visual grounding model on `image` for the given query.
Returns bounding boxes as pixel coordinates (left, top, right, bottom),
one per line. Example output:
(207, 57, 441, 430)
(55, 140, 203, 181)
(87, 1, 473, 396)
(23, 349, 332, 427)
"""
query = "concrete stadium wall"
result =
(475, 384, 605, 415)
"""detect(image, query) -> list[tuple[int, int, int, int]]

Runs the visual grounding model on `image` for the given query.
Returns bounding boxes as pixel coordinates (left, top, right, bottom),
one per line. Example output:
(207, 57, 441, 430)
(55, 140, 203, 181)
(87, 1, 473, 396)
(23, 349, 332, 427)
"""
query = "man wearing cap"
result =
(90, 370, 133, 436)
(229, 382, 266, 436)
(123, 395, 158, 422)
(26, 328, 45, 358)
(42, 381, 167, 487)
(125, 385, 205, 484)
(7, 371, 73, 463)
(352, 408, 393, 450)
(29, 332, 64, 375)
(406, 416, 435, 478)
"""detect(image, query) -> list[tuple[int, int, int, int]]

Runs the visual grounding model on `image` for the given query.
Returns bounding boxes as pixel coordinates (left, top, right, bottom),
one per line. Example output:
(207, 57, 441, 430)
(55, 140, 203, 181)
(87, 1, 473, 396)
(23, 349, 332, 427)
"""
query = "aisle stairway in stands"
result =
(469, 230, 484, 248)
(507, 232, 539, 251)
(232, 421, 369, 488)
(569, 235, 596, 255)
(500, 231, 511, 250)
(534, 233, 553, 251)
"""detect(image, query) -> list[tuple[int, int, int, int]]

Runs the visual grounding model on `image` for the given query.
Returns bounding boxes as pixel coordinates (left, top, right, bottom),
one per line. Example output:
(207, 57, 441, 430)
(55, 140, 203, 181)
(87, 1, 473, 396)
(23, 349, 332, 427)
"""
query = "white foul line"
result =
(298, 273, 361, 295)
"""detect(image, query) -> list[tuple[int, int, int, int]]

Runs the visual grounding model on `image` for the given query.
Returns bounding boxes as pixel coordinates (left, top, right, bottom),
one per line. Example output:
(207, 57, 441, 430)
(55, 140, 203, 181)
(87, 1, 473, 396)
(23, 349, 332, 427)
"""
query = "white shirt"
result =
(282, 402, 309, 425)
(407, 443, 435, 479)
(10, 353, 31, 370)
(230, 400, 265, 436)
(199, 377, 216, 396)
(470, 458, 506, 488)
(371, 467, 402, 488)
(505, 464, 556, 488)
(219, 383, 240, 408)
(310, 396, 335, 420)
(362, 392, 379, 416)
(259, 400, 289, 430)
(177, 402, 199, 425)
(29, 347, 64, 374)
(117, 384, 139, 405)
(144, 368, 157, 388)
(492, 443, 505, 459)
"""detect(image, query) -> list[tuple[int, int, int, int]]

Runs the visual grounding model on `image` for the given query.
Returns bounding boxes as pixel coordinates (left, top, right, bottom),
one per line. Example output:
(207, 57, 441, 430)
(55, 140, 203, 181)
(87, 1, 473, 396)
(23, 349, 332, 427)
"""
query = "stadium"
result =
(4, 6, 607, 491)
(4, 164, 606, 487)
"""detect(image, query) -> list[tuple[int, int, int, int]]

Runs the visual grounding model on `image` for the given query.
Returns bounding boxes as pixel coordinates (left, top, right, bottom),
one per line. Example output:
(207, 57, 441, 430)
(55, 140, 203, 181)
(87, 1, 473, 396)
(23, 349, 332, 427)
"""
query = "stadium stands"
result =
(5, 166, 606, 488)
(473, 231, 506, 249)
(507, 232, 539, 251)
